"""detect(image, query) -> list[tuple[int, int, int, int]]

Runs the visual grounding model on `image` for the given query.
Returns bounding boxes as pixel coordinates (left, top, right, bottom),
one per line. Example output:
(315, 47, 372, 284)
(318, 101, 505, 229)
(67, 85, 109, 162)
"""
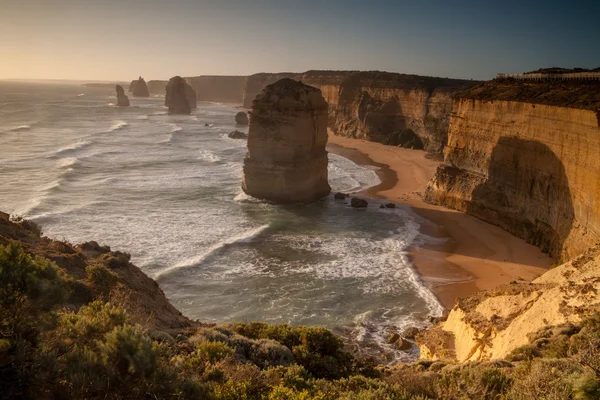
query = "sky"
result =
(1, 0, 599, 81)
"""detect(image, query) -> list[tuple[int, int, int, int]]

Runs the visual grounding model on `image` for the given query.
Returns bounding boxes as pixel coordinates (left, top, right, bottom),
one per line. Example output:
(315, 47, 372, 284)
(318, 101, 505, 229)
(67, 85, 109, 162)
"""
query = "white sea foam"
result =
(8, 125, 31, 132)
(77, 93, 85, 97)
(198, 149, 221, 163)
(155, 224, 271, 280)
(328, 154, 380, 193)
(54, 139, 92, 157)
(108, 121, 128, 131)
(136, 115, 149, 120)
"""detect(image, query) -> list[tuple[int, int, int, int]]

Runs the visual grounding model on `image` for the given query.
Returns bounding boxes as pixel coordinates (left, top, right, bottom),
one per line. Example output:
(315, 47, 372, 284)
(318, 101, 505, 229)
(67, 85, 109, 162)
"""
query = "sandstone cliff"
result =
(165, 76, 192, 115)
(147, 80, 168, 95)
(418, 246, 600, 362)
(242, 78, 330, 203)
(115, 84, 129, 107)
(186, 76, 247, 103)
(132, 76, 150, 97)
(425, 98, 600, 261)
(185, 83, 197, 109)
(242, 72, 298, 108)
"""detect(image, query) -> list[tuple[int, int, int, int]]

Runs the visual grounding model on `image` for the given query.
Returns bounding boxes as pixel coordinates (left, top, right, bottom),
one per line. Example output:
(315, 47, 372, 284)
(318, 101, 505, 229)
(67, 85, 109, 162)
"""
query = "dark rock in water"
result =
(115, 85, 130, 107)
(185, 84, 197, 109)
(228, 130, 247, 139)
(380, 204, 385, 209)
(386, 332, 400, 344)
(235, 111, 249, 125)
(165, 76, 191, 115)
(204, 123, 210, 127)
(128, 79, 137, 92)
(402, 327, 420, 339)
(385, 203, 396, 208)
(132, 76, 150, 97)
(334, 192, 348, 200)
(393, 337, 412, 351)
(351, 197, 368, 208)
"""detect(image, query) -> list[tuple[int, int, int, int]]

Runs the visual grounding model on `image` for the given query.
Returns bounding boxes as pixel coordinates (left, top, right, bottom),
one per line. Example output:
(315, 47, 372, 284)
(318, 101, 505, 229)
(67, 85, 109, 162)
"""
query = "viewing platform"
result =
(496, 72, 600, 81)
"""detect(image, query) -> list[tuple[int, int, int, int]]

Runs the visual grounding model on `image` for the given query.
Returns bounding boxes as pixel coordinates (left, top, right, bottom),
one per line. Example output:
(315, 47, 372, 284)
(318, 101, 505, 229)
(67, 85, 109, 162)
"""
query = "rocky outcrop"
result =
(228, 130, 247, 139)
(235, 111, 248, 125)
(0, 216, 190, 330)
(128, 80, 137, 92)
(424, 97, 600, 262)
(186, 76, 247, 103)
(132, 76, 150, 97)
(147, 80, 168, 95)
(242, 73, 298, 108)
(165, 76, 192, 115)
(418, 246, 600, 362)
(242, 79, 330, 203)
(115, 85, 130, 107)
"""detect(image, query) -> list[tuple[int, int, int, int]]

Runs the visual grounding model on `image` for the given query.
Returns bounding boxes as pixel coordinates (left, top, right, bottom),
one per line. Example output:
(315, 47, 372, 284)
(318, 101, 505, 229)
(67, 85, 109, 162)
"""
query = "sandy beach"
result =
(327, 131, 552, 309)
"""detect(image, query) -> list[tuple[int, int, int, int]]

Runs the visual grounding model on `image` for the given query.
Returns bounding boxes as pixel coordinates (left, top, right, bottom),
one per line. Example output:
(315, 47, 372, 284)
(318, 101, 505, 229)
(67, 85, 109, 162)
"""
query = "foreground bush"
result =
(2, 241, 600, 399)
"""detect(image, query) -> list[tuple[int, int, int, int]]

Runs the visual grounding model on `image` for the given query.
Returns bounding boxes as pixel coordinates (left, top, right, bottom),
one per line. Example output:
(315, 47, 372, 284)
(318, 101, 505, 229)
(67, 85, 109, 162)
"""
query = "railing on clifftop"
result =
(496, 72, 600, 81)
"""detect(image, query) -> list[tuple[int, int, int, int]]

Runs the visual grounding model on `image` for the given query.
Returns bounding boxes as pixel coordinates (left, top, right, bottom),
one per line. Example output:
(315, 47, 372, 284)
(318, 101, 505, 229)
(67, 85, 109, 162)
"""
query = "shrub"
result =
(86, 264, 118, 293)
(195, 340, 236, 364)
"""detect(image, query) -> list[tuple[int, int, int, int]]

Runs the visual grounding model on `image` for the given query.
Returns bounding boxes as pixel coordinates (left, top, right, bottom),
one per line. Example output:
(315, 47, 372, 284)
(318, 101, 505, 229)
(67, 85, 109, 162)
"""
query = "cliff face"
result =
(323, 72, 475, 152)
(242, 79, 330, 203)
(418, 246, 600, 362)
(242, 72, 298, 108)
(147, 80, 168, 95)
(425, 99, 600, 261)
(186, 76, 247, 103)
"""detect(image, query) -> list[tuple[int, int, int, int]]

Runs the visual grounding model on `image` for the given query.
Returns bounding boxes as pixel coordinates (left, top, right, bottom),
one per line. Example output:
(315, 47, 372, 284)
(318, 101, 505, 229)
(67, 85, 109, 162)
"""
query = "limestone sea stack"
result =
(132, 76, 150, 97)
(115, 85, 130, 107)
(165, 76, 191, 115)
(242, 78, 330, 203)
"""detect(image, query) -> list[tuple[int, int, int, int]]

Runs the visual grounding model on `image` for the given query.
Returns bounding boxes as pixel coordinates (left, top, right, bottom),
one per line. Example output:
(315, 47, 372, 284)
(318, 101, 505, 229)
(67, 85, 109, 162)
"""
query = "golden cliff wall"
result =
(242, 73, 298, 108)
(186, 76, 247, 103)
(425, 99, 600, 261)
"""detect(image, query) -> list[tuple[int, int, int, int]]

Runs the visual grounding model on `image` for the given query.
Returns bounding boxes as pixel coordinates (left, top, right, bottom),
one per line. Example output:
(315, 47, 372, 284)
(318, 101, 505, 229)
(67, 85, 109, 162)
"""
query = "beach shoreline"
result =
(326, 131, 552, 310)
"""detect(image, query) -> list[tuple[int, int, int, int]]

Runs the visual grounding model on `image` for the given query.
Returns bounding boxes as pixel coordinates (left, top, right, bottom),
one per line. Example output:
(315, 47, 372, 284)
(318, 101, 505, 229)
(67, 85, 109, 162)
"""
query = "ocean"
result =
(0, 81, 443, 362)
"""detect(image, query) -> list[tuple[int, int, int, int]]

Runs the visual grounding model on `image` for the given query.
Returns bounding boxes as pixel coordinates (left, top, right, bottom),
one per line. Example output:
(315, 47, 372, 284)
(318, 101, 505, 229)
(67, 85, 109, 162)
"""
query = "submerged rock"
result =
(334, 192, 348, 200)
(228, 130, 247, 139)
(350, 197, 368, 208)
(242, 78, 330, 203)
(385, 203, 396, 209)
(165, 76, 191, 115)
(132, 76, 150, 97)
(235, 111, 249, 125)
(115, 85, 130, 107)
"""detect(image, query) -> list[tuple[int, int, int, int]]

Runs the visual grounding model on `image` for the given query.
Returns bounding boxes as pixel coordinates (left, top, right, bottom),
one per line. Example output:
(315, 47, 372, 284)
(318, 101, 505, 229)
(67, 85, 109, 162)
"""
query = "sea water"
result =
(0, 81, 443, 362)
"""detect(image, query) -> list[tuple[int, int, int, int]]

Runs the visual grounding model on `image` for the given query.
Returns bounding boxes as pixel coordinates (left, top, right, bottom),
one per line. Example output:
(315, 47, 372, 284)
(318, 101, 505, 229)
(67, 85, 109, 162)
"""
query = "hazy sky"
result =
(1, 0, 599, 81)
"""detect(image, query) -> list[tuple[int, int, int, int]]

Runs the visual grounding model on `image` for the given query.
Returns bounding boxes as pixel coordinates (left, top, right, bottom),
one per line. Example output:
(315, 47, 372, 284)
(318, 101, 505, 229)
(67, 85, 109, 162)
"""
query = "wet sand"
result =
(327, 132, 552, 309)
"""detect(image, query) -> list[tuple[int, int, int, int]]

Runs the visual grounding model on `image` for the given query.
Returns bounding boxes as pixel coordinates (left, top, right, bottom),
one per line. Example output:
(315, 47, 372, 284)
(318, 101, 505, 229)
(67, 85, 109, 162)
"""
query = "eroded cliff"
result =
(186, 75, 247, 103)
(418, 245, 600, 362)
(425, 98, 600, 261)
(242, 72, 298, 108)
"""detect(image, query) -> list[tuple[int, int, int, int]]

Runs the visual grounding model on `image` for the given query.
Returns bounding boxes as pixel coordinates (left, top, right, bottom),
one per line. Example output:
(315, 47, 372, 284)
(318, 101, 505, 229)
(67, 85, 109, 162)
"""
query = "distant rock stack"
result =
(165, 76, 191, 115)
(128, 80, 137, 92)
(185, 84, 197, 109)
(115, 85, 130, 107)
(242, 78, 330, 203)
(235, 111, 248, 125)
(132, 76, 150, 97)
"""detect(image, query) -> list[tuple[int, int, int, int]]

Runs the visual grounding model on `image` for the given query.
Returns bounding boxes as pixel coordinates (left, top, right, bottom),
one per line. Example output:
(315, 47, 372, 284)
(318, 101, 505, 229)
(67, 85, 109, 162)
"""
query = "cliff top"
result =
(254, 78, 328, 110)
(457, 79, 600, 110)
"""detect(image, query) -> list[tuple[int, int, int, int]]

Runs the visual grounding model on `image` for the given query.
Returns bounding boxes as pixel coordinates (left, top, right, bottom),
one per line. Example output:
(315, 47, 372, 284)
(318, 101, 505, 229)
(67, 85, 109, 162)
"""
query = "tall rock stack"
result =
(115, 85, 130, 107)
(132, 76, 150, 97)
(165, 76, 191, 115)
(242, 78, 330, 203)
